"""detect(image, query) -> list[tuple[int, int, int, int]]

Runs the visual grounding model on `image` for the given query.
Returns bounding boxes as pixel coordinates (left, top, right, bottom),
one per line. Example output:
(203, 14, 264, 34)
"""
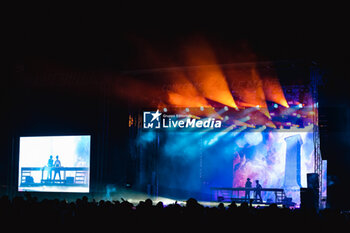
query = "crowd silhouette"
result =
(0, 194, 349, 231)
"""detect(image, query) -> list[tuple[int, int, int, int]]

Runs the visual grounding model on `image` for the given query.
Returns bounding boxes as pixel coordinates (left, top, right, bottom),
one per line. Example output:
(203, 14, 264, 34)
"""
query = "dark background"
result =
(2, 4, 350, 208)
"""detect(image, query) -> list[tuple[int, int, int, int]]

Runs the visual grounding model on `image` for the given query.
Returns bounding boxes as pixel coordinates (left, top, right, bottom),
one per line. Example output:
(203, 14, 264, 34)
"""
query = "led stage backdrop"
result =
(155, 126, 315, 205)
(18, 135, 90, 193)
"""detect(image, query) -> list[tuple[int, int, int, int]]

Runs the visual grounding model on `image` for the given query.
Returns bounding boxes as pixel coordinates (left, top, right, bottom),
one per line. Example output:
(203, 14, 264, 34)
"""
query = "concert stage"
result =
(125, 61, 326, 208)
(6, 61, 326, 210)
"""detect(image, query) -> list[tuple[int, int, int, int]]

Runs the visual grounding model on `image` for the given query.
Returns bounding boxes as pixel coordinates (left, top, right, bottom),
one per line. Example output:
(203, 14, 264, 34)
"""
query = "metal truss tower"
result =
(311, 63, 323, 206)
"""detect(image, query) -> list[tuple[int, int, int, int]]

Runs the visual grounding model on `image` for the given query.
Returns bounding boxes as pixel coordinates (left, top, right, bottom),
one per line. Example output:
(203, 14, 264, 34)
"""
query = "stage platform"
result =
(19, 166, 89, 193)
(210, 187, 296, 207)
(20, 167, 89, 186)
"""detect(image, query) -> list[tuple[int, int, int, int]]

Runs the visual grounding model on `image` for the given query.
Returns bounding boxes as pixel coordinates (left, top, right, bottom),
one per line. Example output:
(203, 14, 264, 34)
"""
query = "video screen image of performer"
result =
(53, 155, 62, 181)
(46, 155, 54, 180)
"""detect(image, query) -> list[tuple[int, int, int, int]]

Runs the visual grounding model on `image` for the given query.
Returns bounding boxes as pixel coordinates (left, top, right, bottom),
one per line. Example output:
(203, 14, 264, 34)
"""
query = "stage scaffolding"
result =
(311, 64, 324, 208)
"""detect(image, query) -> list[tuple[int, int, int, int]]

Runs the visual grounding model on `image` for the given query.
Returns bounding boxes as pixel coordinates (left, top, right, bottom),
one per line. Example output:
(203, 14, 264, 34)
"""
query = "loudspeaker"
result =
(307, 173, 319, 189)
(66, 177, 74, 184)
(300, 188, 319, 210)
(25, 176, 34, 184)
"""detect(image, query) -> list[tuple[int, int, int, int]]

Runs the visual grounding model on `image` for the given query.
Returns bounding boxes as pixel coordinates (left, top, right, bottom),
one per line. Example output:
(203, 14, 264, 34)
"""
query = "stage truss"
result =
(311, 65, 324, 207)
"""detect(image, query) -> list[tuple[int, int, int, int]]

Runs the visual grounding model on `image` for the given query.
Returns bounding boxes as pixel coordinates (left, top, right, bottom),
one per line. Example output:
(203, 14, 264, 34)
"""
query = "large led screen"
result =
(155, 126, 316, 205)
(18, 135, 90, 193)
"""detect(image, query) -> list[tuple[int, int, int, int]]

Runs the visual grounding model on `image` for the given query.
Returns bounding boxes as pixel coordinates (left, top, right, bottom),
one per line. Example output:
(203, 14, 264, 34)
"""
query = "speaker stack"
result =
(300, 173, 319, 210)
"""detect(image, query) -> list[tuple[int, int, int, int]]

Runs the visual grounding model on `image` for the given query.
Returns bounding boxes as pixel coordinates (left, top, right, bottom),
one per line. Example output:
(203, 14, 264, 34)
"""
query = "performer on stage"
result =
(53, 155, 62, 181)
(255, 180, 263, 203)
(245, 178, 252, 201)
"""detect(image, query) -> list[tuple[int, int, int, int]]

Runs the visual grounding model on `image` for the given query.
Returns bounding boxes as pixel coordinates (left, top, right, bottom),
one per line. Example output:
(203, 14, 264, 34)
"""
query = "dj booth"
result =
(210, 187, 294, 206)
(20, 167, 89, 187)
